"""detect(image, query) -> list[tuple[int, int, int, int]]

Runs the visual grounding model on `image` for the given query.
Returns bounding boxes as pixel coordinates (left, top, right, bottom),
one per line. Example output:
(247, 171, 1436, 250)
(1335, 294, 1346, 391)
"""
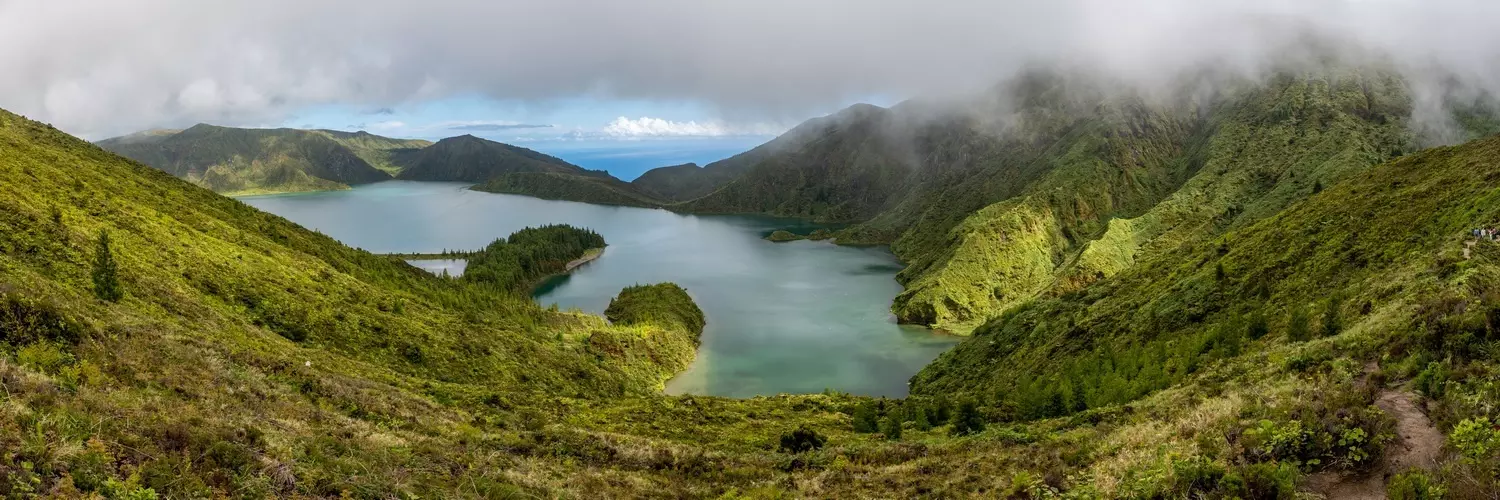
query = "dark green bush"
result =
(1287, 307, 1311, 342)
(851, 402, 879, 433)
(950, 399, 986, 436)
(0, 292, 84, 345)
(778, 427, 825, 454)
(880, 415, 903, 440)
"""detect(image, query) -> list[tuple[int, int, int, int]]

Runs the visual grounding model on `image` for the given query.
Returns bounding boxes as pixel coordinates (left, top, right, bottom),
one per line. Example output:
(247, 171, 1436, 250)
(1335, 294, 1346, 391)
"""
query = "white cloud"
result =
(601, 116, 784, 138)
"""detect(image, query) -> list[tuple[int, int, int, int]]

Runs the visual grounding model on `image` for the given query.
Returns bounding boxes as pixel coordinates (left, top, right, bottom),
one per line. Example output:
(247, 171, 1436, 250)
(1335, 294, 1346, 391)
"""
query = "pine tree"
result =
(1322, 294, 1344, 337)
(1067, 380, 1088, 413)
(92, 230, 123, 302)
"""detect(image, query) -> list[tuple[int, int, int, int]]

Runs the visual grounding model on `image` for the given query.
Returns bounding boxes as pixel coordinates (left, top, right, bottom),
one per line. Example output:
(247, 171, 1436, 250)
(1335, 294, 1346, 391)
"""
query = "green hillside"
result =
(97, 124, 398, 195)
(393, 134, 599, 183)
(890, 69, 1418, 333)
(473, 171, 666, 208)
(312, 130, 432, 175)
(628, 162, 726, 202)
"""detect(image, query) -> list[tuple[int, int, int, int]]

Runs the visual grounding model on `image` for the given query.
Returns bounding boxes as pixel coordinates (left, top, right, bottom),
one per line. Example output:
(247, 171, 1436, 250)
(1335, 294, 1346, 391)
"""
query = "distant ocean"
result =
(528, 137, 768, 181)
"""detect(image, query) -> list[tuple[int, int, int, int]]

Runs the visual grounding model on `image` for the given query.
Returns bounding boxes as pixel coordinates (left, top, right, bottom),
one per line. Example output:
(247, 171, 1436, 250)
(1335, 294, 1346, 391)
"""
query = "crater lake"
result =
(241, 181, 957, 397)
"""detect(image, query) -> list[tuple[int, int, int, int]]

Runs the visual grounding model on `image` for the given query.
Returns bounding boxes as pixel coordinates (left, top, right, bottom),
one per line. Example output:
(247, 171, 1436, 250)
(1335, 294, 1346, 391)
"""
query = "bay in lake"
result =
(241, 181, 957, 397)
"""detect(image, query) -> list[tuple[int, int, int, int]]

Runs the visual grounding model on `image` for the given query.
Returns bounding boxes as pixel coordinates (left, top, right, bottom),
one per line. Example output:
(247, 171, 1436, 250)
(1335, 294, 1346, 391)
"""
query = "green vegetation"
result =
(312, 129, 432, 175)
(97, 124, 400, 195)
(473, 171, 664, 208)
(9, 59, 1500, 497)
(98, 126, 616, 196)
(394, 134, 600, 183)
(462, 225, 605, 291)
(630, 162, 739, 202)
(90, 230, 121, 302)
(765, 229, 799, 242)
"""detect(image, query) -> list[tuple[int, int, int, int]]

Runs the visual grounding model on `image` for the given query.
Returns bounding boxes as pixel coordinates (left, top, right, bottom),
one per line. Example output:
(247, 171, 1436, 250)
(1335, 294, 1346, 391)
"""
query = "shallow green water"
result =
(242, 181, 957, 397)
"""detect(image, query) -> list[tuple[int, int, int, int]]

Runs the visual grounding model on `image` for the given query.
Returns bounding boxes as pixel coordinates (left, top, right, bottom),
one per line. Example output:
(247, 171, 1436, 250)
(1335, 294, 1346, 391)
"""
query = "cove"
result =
(240, 181, 957, 397)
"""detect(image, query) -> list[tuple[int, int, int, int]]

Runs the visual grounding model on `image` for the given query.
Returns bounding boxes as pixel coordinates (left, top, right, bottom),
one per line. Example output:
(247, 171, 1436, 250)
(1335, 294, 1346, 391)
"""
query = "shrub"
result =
(1449, 417, 1500, 463)
(1387, 469, 1445, 500)
(92, 229, 123, 302)
(880, 415, 903, 441)
(911, 405, 933, 431)
(778, 427, 825, 454)
(950, 399, 986, 436)
(1287, 307, 1311, 342)
(1414, 361, 1449, 398)
(17, 341, 73, 374)
(1238, 461, 1298, 499)
(851, 402, 879, 433)
(604, 283, 705, 333)
(0, 293, 83, 345)
(1247, 310, 1270, 340)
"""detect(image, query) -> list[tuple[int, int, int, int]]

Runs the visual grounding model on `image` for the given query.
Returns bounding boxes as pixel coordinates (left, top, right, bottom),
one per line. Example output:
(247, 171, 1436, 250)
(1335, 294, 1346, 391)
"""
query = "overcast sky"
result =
(2, 0, 1497, 140)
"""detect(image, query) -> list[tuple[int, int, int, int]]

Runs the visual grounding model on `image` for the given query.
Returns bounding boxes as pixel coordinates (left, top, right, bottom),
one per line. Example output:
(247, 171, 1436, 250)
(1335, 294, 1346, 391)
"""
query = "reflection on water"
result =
(242, 181, 957, 398)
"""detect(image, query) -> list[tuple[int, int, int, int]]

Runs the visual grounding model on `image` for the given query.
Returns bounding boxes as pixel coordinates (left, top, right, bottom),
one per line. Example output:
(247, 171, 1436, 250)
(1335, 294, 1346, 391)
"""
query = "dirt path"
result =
(1466, 240, 1476, 259)
(1306, 362, 1445, 499)
(1377, 391, 1445, 472)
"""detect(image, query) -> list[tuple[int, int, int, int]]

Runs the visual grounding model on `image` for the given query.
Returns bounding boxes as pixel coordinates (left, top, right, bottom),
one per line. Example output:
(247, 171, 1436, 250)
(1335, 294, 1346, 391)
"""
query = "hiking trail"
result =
(1306, 363, 1445, 499)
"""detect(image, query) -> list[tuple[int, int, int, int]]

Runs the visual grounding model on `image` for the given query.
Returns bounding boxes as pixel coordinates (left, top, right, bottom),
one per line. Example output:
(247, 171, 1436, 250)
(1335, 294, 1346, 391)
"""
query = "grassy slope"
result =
(313, 130, 432, 176)
(0, 111, 730, 496)
(894, 69, 1416, 333)
(97, 125, 397, 195)
(920, 127, 1500, 416)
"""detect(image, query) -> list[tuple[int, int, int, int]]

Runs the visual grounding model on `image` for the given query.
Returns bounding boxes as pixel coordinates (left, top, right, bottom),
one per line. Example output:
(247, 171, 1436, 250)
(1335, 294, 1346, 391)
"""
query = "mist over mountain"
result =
(7, 1, 1500, 139)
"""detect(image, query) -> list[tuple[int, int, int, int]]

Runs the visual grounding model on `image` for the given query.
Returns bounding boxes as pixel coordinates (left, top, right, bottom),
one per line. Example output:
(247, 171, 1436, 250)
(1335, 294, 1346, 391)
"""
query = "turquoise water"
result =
(241, 181, 957, 397)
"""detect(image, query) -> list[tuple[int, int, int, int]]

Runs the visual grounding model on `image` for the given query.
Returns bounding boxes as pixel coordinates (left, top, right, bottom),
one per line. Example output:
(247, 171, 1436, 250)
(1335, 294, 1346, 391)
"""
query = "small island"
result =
(395, 224, 606, 291)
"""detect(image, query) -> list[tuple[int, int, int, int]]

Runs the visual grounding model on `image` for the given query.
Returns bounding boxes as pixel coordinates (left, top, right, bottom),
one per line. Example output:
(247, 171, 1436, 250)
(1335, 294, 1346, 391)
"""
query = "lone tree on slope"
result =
(92, 229, 123, 302)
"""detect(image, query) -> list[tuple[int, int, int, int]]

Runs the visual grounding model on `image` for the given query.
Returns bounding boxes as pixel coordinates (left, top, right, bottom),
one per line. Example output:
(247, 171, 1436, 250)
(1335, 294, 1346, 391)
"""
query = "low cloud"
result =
(3, 1, 1500, 139)
(602, 117, 784, 138)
